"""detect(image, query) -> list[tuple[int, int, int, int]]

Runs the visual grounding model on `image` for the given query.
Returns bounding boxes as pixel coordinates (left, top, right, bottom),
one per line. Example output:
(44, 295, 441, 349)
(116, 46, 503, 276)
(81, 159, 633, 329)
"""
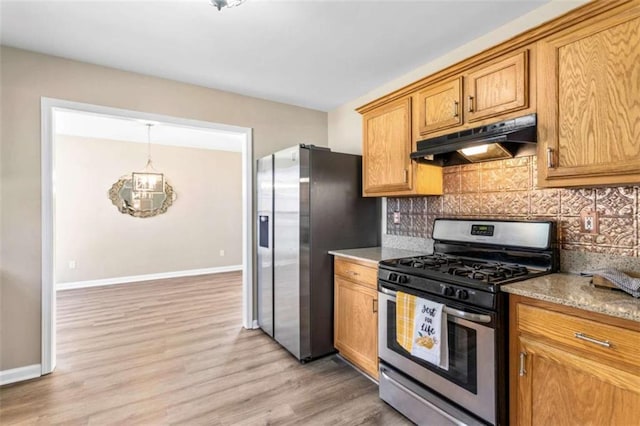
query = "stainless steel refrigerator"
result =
(257, 145, 379, 362)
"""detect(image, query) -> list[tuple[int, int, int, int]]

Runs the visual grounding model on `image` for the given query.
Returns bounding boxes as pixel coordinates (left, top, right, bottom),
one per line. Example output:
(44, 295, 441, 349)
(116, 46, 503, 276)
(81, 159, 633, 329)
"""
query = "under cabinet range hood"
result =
(411, 114, 537, 166)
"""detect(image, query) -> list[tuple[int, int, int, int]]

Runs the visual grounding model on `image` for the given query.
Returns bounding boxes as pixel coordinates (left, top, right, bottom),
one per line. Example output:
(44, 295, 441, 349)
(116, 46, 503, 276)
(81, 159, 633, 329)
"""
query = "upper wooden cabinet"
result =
(358, 0, 638, 194)
(416, 77, 462, 134)
(416, 49, 532, 138)
(362, 97, 443, 197)
(537, 2, 640, 187)
(465, 51, 528, 123)
(362, 97, 412, 194)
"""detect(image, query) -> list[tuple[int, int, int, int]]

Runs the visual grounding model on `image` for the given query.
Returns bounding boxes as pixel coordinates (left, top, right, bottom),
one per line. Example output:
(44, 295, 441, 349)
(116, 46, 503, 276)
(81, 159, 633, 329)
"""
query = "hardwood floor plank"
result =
(0, 272, 409, 425)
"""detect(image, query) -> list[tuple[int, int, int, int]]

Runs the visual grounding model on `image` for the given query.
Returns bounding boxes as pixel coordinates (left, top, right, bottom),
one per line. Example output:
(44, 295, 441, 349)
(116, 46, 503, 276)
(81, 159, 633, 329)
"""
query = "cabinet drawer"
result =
(517, 304, 640, 369)
(335, 258, 377, 289)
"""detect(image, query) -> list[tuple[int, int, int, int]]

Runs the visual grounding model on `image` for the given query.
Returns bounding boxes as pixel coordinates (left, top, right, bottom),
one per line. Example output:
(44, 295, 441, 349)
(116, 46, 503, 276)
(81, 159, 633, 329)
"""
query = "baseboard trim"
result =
(0, 364, 42, 386)
(57, 265, 243, 291)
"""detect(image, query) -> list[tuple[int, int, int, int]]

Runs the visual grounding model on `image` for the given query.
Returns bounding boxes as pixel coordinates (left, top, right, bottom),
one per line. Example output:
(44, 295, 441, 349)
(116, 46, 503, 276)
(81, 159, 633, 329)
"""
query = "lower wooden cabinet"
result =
(509, 295, 640, 425)
(334, 257, 379, 379)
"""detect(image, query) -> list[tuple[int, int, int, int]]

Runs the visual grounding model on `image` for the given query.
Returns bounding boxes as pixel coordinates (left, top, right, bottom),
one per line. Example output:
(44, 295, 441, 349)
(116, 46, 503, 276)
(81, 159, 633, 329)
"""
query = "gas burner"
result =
(447, 262, 529, 283)
(398, 254, 462, 270)
(393, 255, 535, 284)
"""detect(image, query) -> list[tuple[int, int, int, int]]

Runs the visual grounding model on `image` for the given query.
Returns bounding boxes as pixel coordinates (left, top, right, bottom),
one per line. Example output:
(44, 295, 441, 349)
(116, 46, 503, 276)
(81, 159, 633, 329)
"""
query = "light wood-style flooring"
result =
(0, 272, 410, 425)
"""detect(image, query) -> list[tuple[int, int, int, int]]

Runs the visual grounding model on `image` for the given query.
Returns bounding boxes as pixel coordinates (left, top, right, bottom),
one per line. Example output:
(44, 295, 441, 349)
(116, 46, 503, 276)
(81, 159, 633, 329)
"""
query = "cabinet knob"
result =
(403, 169, 409, 183)
(453, 101, 459, 118)
(468, 96, 474, 112)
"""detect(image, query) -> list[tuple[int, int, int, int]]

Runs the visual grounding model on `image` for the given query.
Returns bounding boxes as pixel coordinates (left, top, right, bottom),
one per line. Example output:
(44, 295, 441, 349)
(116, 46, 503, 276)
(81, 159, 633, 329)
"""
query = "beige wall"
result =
(327, 0, 589, 154)
(0, 46, 327, 371)
(55, 135, 242, 284)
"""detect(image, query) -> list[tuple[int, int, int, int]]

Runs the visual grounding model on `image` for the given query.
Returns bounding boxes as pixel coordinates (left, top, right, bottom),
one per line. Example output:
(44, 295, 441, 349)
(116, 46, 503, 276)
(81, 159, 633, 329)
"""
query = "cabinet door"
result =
(362, 97, 412, 194)
(416, 77, 462, 135)
(334, 276, 378, 379)
(465, 51, 528, 123)
(515, 337, 640, 426)
(538, 6, 640, 187)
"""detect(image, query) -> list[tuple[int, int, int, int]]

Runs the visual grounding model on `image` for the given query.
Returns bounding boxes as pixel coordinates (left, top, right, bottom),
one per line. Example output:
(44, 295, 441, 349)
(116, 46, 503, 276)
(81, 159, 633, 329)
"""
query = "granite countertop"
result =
(328, 247, 428, 265)
(503, 273, 640, 323)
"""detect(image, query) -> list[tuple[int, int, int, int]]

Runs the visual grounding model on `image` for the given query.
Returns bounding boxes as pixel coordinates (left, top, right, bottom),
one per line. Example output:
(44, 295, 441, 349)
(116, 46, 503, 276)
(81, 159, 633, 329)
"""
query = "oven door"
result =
(379, 285, 496, 425)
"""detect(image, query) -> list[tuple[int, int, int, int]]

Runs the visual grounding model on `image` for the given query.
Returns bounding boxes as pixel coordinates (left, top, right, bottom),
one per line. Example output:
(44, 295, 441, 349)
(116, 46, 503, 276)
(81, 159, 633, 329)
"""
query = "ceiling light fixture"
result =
(209, 0, 246, 11)
(109, 123, 177, 217)
(132, 123, 165, 196)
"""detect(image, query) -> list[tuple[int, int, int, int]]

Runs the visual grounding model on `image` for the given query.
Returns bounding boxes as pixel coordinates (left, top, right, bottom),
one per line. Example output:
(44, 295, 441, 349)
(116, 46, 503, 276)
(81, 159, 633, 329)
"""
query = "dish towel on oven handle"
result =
(395, 291, 416, 353)
(396, 291, 449, 370)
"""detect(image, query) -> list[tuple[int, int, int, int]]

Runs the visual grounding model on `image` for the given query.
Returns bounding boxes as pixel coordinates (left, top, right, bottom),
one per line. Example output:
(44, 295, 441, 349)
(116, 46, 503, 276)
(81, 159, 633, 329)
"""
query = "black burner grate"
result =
(397, 254, 463, 270)
(447, 263, 529, 283)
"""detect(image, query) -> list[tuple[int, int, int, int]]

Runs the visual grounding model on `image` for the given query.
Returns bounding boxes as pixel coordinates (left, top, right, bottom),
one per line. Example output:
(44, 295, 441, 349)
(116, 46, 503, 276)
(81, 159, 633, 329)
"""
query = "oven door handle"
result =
(444, 307, 492, 324)
(379, 287, 492, 324)
(380, 287, 398, 297)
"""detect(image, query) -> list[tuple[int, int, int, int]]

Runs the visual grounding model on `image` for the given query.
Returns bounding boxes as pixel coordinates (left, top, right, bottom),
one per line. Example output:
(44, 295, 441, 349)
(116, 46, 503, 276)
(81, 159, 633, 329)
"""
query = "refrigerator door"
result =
(256, 155, 274, 337)
(273, 146, 302, 359)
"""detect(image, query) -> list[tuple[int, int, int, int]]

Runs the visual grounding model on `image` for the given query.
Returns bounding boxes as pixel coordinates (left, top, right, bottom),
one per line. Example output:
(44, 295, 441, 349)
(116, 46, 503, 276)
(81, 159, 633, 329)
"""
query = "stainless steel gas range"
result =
(378, 219, 557, 426)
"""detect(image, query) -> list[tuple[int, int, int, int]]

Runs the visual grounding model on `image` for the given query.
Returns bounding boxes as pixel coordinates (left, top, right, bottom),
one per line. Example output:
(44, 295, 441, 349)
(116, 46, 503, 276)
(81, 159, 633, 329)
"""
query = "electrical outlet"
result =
(219, 249, 225, 257)
(580, 211, 599, 234)
(393, 211, 401, 225)
(68, 260, 77, 269)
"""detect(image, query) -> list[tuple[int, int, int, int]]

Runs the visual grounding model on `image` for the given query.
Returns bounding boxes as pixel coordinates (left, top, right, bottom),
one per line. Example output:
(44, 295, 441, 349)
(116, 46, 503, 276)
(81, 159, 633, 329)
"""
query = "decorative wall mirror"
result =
(108, 176, 176, 218)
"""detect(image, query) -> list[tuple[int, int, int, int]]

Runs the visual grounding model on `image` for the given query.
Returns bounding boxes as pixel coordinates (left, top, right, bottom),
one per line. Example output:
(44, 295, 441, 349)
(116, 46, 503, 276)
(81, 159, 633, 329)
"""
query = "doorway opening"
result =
(41, 98, 254, 375)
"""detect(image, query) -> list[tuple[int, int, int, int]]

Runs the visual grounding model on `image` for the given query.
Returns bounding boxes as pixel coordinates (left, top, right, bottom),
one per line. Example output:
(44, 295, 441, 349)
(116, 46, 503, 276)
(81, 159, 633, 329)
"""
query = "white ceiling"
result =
(2, 0, 553, 111)
(55, 109, 244, 152)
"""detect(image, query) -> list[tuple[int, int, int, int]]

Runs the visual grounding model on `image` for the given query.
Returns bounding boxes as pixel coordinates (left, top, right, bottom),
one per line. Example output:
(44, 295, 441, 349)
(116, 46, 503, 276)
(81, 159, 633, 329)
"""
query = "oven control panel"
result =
(470, 224, 494, 236)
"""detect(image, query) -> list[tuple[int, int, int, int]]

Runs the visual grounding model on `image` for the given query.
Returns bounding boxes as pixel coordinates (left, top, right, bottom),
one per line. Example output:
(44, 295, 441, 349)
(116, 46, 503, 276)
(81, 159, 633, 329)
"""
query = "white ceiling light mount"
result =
(209, 0, 246, 11)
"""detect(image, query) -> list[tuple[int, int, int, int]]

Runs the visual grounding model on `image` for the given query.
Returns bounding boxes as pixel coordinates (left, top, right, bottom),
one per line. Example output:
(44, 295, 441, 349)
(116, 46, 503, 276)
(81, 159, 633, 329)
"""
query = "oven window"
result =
(387, 300, 478, 394)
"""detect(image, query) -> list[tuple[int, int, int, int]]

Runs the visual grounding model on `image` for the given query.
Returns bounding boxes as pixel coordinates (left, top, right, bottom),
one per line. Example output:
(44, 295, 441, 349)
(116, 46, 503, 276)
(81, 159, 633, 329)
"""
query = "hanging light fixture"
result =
(132, 123, 165, 196)
(209, 0, 246, 11)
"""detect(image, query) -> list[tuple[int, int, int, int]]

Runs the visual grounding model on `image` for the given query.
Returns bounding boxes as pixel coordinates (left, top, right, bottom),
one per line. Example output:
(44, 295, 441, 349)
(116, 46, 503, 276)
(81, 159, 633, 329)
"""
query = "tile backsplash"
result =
(387, 156, 639, 257)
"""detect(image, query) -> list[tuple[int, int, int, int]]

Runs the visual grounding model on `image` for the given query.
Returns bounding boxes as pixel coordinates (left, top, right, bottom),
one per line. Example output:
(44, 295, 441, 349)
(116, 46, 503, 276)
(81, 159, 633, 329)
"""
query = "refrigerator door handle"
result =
(259, 215, 270, 248)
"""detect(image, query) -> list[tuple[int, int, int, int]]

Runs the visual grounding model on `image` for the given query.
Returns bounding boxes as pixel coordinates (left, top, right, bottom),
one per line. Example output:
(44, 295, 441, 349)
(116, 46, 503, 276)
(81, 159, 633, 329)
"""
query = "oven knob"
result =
(442, 286, 454, 297)
(388, 273, 398, 282)
(398, 275, 409, 284)
(456, 289, 469, 300)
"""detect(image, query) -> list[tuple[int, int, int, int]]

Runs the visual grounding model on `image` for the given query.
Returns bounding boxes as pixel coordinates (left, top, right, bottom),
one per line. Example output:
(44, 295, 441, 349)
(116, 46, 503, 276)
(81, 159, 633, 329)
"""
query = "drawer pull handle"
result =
(372, 299, 378, 313)
(348, 270, 360, 277)
(574, 332, 611, 348)
(519, 351, 527, 377)
(453, 101, 459, 118)
(468, 96, 474, 112)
